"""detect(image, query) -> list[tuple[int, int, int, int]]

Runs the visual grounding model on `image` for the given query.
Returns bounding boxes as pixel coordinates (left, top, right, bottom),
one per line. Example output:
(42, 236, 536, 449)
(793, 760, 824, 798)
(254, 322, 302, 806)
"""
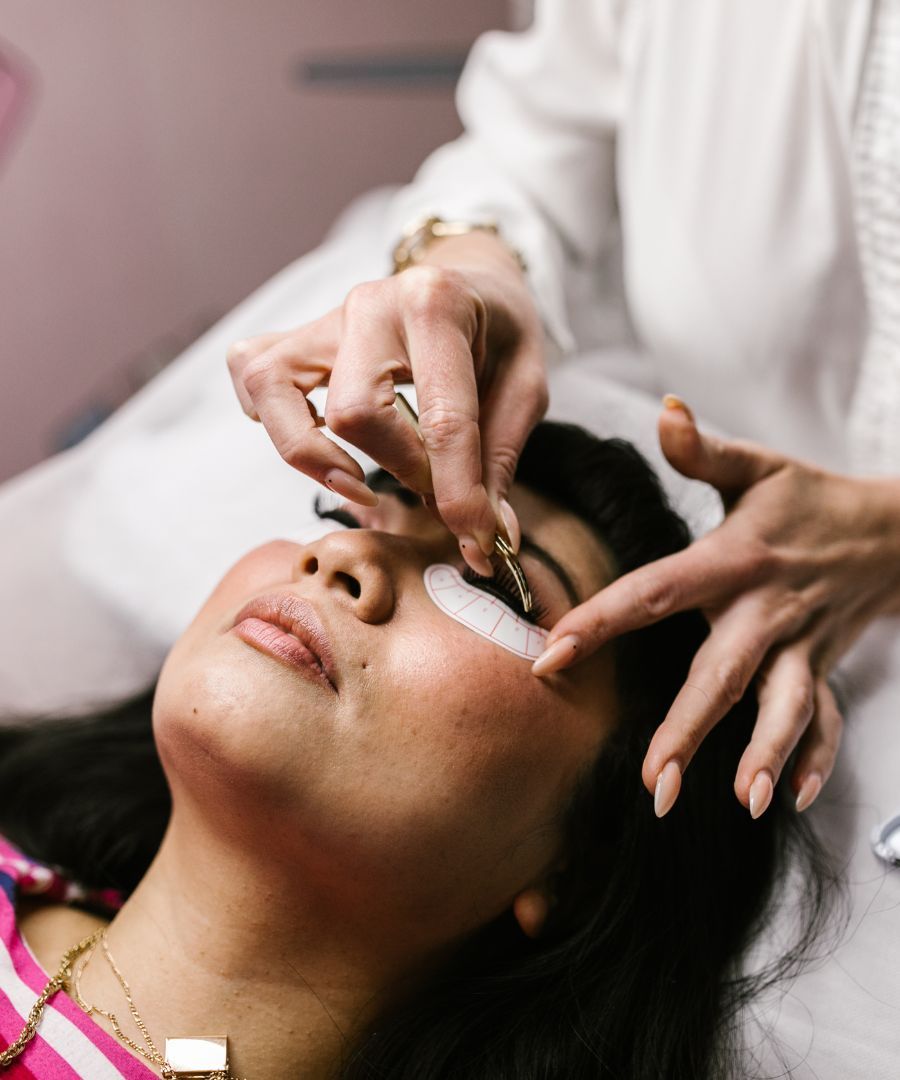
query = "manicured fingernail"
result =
(459, 537, 494, 578)
(662, 394, 695, 422)
(531, 634, 580, 677)
(229, 338, 251, 357)
(749, 770, 774, 819)
(477, 530, 497, 557)
(654, 760, 682, 818)
(498, 498, 521, 554)
(795, 772, 822, 813)
(324, 469, 379, 507)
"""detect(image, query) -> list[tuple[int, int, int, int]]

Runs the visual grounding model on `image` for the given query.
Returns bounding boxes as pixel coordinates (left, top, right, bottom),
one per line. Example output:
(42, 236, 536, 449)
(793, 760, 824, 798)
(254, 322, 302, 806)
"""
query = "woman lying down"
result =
(0, 421, 834, 1080)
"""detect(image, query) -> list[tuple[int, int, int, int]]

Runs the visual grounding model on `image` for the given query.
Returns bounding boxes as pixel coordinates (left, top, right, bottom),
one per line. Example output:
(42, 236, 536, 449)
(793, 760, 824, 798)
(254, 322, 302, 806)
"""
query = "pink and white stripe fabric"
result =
(0, 837, 155, 1078)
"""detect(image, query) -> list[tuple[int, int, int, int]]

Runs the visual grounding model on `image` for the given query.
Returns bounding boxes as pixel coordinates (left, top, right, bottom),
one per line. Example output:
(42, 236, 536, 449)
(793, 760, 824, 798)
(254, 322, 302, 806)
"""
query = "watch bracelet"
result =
(391, 215, 527, 275)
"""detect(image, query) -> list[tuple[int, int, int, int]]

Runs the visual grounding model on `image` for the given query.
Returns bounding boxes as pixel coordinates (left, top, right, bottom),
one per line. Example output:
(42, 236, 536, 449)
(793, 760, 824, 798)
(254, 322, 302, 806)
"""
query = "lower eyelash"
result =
(461, 564, 548, 624)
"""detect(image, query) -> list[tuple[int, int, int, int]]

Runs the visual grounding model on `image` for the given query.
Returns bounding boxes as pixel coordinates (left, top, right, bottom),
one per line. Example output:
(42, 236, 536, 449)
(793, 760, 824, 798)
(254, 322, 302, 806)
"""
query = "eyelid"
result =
(518, 541, 580, 610)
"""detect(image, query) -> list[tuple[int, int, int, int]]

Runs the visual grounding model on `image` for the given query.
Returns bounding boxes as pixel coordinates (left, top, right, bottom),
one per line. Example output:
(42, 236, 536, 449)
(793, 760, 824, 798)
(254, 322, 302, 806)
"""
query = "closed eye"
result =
(461, 564, 549, 625)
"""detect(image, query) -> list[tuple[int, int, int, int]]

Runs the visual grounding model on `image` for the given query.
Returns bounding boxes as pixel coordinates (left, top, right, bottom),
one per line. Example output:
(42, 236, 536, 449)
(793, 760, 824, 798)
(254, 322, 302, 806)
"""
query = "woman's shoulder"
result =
(0, 837, 151, 1077)
(0, 833, 118, 981)
(0, 834, 107, 974)
(0, 906, 150, 1079)
(17, 896, 108, 980)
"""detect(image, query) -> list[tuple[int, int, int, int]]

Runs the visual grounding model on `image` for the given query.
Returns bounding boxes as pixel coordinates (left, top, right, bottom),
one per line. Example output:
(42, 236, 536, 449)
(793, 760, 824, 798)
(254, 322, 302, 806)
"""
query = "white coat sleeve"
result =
(385, 0, 624, 353)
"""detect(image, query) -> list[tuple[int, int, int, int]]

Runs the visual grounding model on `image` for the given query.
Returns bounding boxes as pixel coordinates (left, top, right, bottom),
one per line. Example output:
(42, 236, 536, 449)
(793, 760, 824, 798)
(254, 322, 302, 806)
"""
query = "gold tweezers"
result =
(493, 534, 534, 613)
(393, 391, 533, 613)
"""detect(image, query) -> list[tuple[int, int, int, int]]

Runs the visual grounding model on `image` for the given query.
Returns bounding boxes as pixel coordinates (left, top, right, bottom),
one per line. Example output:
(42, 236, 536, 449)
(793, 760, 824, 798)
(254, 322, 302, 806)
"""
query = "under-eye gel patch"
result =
(424, 564, 548, 660)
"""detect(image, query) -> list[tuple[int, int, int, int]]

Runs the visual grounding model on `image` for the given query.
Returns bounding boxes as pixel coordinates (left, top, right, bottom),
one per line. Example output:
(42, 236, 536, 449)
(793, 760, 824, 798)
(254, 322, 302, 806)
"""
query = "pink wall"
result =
(0, 1, 508, 483)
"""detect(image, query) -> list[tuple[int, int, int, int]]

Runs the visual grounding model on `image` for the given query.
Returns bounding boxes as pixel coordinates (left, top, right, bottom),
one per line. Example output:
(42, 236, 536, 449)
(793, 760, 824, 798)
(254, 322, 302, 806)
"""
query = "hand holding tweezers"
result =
(393, 391, 533, 613)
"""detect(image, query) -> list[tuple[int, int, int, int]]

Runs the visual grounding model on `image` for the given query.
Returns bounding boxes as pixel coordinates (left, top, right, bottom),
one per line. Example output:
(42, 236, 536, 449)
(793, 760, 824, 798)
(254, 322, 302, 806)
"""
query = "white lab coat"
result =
(388, 0, 878, 472)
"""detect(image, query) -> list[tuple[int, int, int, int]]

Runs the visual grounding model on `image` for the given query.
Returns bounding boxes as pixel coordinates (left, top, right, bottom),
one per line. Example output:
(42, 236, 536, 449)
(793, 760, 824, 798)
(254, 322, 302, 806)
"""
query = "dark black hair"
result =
(0, 421, 838, 1079)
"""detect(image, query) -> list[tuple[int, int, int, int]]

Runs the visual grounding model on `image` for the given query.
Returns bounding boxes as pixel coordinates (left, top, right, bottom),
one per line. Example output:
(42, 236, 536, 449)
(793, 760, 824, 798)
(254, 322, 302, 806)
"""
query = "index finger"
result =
(531, 534, 753, 675)
(406, 312, 499, 558)
(246, 339, 377, 505)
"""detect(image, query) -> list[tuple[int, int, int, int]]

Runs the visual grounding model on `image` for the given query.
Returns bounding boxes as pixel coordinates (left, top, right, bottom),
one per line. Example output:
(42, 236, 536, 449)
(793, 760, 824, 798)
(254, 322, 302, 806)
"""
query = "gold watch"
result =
(391, 215, 527, 275)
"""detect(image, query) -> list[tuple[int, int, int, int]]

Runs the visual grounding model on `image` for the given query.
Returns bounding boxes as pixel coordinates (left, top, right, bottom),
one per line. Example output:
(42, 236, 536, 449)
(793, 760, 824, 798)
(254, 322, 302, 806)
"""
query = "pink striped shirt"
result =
(0, 836, 155, 1078)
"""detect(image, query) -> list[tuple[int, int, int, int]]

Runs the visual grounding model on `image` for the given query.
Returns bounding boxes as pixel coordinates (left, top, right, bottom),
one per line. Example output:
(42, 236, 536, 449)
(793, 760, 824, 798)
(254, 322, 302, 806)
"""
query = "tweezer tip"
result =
(494, 534, 533, 613)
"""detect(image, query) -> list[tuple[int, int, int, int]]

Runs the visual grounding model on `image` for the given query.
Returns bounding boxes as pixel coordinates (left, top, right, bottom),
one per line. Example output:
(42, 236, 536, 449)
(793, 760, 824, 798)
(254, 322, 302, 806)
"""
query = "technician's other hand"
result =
(533, 398, 900, 818)
(226, 232, 547, 575)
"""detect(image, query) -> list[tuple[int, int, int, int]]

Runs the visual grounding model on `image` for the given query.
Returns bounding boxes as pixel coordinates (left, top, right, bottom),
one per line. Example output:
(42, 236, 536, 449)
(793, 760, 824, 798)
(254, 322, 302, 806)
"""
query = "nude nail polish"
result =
(531, 635, 580, 677)
(654, 760, 682, 818)
(795, 772, 822, 813)
(662, 394, 695, 423)
(498, 498, 521, 554)
(459, 537, 494, 578)
(749, 770, 774, 819)
(324, 469, 379, 507)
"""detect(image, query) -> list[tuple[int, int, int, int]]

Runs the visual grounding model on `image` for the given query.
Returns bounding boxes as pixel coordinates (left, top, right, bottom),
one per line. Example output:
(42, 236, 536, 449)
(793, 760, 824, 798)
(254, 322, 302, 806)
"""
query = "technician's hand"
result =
(533, 398, 900, 818)
(226, 232, 547, 576)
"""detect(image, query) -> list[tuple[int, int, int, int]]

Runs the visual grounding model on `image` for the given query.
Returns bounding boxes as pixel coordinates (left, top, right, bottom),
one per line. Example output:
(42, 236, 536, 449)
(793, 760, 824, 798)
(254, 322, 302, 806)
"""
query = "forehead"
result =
(509, 483, 614, 603)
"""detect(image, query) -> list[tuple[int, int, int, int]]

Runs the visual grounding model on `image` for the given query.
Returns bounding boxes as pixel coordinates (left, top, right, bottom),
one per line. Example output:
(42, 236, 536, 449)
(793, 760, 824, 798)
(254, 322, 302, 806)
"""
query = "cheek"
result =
(362, 602, 576, 827)
(356, 572, 615, 854)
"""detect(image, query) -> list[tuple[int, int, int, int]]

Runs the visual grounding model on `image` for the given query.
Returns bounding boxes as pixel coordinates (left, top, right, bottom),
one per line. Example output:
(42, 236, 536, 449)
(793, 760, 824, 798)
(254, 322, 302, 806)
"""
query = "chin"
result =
(153, 639, 305, 795)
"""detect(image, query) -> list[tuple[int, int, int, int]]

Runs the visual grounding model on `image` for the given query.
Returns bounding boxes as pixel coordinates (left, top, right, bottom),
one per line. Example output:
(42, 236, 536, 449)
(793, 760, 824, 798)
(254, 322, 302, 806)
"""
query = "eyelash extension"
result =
(461, 563, 548, 625)
(313, 497, 361, 530)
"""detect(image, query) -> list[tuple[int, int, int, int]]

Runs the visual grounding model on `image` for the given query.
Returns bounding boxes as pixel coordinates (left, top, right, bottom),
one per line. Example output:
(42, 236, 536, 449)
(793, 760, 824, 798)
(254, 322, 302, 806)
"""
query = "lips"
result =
(230, 593, 337, 690)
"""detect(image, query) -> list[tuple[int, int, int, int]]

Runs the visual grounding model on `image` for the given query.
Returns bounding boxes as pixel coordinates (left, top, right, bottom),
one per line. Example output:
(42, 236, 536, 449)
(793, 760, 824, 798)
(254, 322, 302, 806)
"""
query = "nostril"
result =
(335, 571, 362, 599)
(304, 556, 319, 574)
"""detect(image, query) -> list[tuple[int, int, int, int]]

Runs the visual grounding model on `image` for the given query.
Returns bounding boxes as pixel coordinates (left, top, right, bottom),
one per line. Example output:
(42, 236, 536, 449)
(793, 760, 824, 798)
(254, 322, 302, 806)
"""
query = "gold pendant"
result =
(164, 1035, 229, 1078)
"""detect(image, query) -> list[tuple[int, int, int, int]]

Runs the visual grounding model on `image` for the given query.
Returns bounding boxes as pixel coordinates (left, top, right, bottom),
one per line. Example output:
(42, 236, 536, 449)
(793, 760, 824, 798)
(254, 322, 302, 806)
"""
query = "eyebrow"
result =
(519, 535, 581, 608)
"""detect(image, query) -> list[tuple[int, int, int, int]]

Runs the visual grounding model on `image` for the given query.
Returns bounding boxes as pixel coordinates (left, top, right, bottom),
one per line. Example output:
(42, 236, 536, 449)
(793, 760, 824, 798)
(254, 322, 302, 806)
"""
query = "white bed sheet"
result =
(0, 186, 897, 1078)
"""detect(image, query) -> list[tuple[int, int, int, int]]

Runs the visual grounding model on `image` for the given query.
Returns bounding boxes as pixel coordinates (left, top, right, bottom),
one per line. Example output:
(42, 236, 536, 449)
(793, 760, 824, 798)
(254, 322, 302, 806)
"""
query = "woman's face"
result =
(153, 481, 616, 945)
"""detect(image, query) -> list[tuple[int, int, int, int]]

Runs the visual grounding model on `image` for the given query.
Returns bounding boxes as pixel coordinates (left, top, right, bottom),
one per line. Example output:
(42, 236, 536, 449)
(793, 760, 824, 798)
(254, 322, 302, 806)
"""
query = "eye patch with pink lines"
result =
(423, 564, 548, 660)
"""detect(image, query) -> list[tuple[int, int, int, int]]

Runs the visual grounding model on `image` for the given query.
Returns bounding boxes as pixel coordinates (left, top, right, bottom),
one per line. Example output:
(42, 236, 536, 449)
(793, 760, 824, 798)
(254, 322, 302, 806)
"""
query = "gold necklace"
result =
(76, 930, 244, 1079)
(0, 928, 247, 1080)
(0, 928, 101, 1071)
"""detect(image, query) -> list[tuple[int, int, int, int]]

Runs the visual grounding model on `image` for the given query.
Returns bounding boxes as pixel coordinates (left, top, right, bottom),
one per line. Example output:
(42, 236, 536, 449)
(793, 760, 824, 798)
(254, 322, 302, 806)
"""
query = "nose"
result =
(294, 530, 396, 624)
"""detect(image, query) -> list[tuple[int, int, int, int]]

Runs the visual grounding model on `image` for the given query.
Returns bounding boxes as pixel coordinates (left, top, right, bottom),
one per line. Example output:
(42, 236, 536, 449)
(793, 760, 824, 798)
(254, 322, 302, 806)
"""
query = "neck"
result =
(78, 803, 429, 1080)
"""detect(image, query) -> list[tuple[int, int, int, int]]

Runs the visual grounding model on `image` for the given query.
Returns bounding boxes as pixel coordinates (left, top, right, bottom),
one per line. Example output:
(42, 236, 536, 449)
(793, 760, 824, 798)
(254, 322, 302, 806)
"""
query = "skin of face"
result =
(152, 483, 616, 953)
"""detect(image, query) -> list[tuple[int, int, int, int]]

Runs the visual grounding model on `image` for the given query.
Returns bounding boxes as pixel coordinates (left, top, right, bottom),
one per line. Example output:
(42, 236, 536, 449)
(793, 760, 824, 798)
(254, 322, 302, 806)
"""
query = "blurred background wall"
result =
(0, 0, 512, 484)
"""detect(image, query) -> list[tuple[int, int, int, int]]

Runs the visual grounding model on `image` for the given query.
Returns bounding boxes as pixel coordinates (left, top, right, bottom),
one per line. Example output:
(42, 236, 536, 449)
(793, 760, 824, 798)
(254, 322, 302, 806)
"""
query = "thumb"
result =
(658, 395, 783, 501)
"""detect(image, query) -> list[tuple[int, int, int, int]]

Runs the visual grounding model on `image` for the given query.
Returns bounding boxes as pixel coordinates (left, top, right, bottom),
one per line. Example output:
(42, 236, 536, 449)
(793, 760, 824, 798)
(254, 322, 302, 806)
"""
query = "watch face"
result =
(393, 217, 522, 276)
